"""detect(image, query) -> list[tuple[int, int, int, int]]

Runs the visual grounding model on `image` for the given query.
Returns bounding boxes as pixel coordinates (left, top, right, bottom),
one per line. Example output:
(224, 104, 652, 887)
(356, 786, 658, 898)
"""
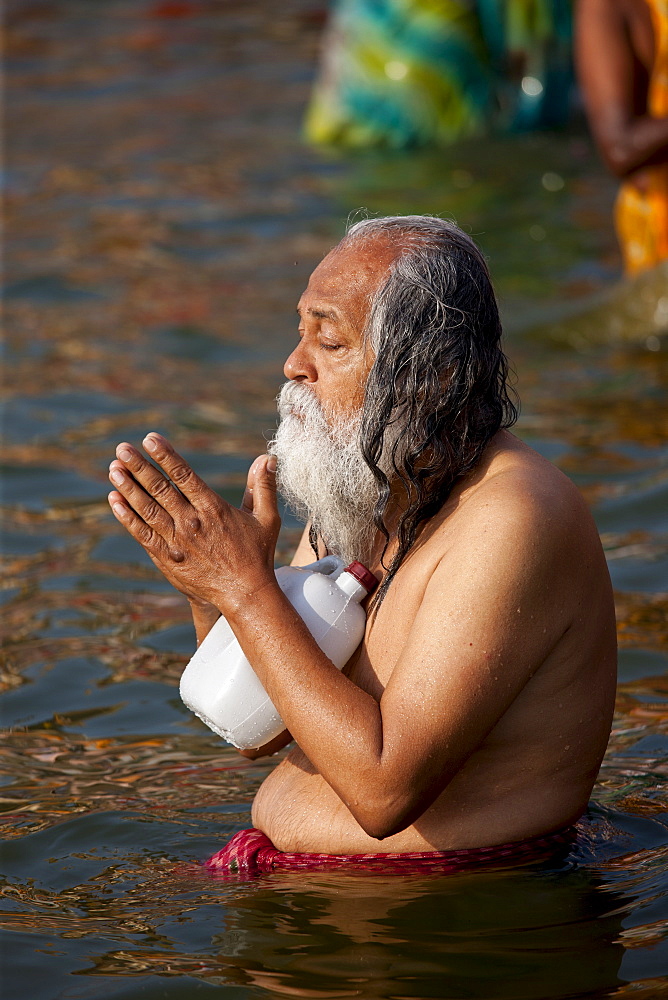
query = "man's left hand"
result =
(107, 433, 281, 613)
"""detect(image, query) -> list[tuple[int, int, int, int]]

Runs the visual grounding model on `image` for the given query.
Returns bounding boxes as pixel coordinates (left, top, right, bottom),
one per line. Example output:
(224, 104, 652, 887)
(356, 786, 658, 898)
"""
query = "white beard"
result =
(267, 382, 381, 565)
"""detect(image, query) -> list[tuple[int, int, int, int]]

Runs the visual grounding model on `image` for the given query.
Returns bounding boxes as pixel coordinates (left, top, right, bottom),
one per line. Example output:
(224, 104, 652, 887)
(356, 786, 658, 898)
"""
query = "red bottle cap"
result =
(345, 562, 378, 593)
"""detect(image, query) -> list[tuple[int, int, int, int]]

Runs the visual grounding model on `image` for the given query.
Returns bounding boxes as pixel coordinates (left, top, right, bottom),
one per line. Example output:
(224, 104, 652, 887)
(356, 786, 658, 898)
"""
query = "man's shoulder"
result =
(399, 434, 610, 635)
(464, 431, 584, 514)
(428, 432, 595, 560)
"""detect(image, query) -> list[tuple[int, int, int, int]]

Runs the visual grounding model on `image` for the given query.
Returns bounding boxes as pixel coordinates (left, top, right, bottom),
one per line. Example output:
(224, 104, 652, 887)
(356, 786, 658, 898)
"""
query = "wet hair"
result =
(337, 215, 519, 609)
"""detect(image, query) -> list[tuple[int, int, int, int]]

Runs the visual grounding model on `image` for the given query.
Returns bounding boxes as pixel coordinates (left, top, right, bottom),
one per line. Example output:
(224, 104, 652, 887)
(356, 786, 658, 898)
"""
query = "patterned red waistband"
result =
(205, 826, 576, 877)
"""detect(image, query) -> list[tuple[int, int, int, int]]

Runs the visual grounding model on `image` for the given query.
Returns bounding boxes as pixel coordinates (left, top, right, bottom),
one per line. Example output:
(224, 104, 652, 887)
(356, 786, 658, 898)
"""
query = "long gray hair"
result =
(333, 215, 518, 609)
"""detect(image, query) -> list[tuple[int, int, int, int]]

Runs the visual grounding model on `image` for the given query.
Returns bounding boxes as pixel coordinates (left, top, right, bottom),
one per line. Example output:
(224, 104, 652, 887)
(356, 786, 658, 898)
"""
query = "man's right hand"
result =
(107, 433, 281, 615)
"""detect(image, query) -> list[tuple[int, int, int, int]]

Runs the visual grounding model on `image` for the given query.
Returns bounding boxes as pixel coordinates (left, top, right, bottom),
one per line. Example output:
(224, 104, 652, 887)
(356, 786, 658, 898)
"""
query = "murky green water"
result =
(3, 2, 667, 998)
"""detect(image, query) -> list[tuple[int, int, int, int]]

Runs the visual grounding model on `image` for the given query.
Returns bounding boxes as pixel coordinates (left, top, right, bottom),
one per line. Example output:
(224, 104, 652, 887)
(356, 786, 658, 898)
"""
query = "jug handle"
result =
(299, 554, 346, 579)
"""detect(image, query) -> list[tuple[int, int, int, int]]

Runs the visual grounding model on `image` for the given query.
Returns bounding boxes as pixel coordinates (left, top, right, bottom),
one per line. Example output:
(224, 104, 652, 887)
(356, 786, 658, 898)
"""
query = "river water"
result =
(3, 2, 667, 998)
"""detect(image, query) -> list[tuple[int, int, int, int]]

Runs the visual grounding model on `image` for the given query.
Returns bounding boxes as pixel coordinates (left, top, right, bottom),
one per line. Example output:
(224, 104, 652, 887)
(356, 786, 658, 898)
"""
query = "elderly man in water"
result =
(108, 216, 617, 874)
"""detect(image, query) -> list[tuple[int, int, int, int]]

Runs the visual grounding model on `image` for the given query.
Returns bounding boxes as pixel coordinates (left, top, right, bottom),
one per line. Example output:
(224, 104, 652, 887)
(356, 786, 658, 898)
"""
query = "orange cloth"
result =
(615, 0, 668, 275)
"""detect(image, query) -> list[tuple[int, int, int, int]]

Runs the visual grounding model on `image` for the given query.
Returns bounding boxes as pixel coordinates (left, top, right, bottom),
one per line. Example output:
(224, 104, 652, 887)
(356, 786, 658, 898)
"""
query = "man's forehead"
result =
(299, 238, 399, 314)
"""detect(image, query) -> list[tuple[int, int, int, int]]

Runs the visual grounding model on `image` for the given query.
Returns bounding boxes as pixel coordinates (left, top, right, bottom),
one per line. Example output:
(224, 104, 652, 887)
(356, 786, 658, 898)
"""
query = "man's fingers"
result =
(114, 440, 190, 516)
(240, 455, 266, 514)
(109, 460, 174, 534)
(247, 454, 280, 530)
(240, 483, 254, 514)
(108, 491, 164, 555)
(141, 433, 217, 508)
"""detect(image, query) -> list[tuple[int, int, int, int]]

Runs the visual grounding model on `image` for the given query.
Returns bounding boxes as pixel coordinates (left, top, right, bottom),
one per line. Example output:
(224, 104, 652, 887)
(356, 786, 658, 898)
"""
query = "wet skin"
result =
(109, 239, 618, 852)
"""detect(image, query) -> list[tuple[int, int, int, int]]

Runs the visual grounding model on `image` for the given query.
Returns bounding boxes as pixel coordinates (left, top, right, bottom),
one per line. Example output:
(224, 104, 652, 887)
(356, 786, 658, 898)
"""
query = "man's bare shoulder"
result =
(409, 430, 612, 628)
(436, 431, 595, 548)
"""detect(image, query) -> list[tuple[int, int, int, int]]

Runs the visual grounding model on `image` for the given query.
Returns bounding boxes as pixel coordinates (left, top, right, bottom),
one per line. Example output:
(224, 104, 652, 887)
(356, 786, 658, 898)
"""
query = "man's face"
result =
(285, 238, 398, 421)
(269, 238, 398, 563)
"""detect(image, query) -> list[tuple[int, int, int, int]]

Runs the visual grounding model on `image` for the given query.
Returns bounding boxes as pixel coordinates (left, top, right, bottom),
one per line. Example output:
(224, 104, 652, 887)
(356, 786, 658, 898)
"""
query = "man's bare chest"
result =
(344, 473, 505, 696)
(345, 558, 434, 696)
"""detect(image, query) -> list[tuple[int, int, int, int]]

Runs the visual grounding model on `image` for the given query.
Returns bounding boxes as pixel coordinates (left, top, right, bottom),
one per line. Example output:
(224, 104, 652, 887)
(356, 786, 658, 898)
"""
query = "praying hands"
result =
(107, 433, 280, 617)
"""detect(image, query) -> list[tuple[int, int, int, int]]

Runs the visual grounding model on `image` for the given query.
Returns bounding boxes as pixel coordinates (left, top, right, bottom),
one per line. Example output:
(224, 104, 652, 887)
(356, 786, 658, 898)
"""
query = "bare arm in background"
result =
(576, 0, 668, 178)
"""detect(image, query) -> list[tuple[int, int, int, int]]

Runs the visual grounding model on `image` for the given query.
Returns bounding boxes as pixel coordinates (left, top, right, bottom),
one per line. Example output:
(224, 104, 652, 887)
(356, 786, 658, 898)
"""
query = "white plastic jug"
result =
(179, 555, 377, 750)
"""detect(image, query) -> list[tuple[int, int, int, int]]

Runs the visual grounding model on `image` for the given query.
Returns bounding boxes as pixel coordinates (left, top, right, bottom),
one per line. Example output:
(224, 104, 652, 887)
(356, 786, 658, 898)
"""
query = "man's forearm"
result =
(220, 582, 413, 838)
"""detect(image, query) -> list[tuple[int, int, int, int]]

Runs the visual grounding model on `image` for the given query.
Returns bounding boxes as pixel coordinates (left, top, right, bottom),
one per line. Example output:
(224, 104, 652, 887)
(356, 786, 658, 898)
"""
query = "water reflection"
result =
(4, 803, 666, 1000)
(29, 859, 624, 999)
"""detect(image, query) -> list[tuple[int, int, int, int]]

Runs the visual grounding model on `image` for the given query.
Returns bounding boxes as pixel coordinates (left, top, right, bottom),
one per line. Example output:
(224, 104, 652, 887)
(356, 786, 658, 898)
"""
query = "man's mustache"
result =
(277, 381, 319, 418)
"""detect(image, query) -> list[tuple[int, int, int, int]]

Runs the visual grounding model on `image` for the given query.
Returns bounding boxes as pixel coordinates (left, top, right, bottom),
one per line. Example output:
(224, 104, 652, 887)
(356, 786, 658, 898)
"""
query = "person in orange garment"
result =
(576, 0, 668, 275)
(107, 217, 617, 875)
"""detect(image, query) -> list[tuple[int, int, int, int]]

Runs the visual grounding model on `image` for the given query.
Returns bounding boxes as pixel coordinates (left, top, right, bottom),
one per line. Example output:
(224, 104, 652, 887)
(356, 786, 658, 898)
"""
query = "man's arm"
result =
(576, 0, 668, 178)
(239, 524, 327, 758)
(236, 525, 319, 759)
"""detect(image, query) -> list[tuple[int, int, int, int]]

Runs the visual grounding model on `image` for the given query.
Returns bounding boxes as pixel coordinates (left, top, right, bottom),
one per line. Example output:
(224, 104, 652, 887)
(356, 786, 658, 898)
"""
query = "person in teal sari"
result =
(305, 0, 573, 148)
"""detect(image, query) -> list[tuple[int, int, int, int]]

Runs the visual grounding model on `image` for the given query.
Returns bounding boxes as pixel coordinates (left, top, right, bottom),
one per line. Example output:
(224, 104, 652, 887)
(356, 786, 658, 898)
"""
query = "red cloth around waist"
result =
(205, 826, 575, 877)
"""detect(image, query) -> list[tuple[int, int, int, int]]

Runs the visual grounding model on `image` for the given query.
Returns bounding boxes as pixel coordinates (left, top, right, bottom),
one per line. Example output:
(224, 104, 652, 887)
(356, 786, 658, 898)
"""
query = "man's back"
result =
(252, 431, 617, 853)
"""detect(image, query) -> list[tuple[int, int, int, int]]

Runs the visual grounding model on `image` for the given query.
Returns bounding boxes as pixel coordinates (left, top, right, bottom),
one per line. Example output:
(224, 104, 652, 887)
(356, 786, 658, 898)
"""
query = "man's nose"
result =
(284, 342, 316, 383)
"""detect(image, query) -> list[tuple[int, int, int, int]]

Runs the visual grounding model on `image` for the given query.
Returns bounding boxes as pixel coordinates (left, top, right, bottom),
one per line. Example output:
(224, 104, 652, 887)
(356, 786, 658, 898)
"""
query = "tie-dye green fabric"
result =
(304, 0, 572, 148)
